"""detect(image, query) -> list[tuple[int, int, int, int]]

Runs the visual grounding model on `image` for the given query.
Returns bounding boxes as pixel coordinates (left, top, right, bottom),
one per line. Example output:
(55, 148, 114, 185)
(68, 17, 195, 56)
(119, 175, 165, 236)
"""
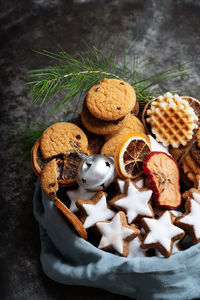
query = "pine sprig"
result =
(26, 38, 192, 111)
(10, 35, 194, 165)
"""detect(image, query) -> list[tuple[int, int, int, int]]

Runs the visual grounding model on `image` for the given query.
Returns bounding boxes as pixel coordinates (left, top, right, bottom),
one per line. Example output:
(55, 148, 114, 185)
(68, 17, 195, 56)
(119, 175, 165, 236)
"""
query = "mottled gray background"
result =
(0, 0, 200, 299)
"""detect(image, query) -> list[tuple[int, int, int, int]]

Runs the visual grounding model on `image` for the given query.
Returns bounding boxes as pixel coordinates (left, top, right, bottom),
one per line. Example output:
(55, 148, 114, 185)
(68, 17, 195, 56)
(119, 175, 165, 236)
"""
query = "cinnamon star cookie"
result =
(141, 211, 185, 257)
(110, 179, 153, 224)
(66, 186, 96, 213)
(176, 199, 200, 244)
(96, 211, 140, 257)
(128, 235, 147, 258)
(116, 177, 144, 194)
(182, 187, 200, 204)
(76, 191, 115, 229)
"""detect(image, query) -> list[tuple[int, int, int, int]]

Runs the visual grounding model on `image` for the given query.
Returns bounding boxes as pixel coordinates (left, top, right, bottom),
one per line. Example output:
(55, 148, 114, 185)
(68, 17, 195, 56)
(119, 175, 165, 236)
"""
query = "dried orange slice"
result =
(114, 132, 151, 179)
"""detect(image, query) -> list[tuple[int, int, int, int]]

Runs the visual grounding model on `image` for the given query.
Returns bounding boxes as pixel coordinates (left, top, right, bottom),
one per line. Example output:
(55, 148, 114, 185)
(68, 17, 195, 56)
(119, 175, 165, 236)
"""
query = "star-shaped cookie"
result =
(192, 189, 200, 204)
(182, 188, 200, 205)
(128, 236, 146, 258)
(66, 186, 96, 213)
(96, 211, 140, 257)
(155, 239, 181, 257)
(110, 179, 153, 224)
(176, 199, 200, 243)
(116, 177, 144, 194)
(76, 191, 115, 229)
(141, 211, 185, 257)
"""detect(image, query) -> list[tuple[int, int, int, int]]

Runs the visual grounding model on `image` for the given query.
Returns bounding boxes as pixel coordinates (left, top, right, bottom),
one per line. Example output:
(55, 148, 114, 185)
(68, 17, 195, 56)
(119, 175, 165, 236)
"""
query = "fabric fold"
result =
(33, 181, 200, 300)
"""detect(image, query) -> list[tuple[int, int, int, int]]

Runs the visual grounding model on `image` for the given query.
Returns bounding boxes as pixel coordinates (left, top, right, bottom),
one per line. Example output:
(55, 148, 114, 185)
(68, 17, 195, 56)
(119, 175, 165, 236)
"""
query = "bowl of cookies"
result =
(32, 78, 200, 299)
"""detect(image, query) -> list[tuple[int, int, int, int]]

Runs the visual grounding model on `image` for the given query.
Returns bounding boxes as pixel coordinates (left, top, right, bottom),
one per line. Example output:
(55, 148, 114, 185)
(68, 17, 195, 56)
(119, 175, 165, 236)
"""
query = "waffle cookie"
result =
(181, 96, 200, 129)
(142, 93, 198, 148)
(145, 93, 198, 148)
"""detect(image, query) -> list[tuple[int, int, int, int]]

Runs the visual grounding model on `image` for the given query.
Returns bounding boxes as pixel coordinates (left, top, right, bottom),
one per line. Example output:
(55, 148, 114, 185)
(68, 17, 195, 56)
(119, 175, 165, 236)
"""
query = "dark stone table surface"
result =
(0, 0, 200, 299)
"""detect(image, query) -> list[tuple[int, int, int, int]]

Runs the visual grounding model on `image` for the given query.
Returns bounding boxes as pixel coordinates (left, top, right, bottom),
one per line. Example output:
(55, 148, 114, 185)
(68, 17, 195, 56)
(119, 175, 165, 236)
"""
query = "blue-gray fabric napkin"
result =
(33, 181, 200, 300)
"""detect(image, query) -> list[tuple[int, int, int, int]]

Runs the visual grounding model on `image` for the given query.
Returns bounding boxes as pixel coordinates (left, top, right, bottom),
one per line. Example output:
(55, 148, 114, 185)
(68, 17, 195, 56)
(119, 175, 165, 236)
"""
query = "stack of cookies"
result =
(81, 78, 146, 157)
(181, 128, 200, 184)
(81, 78, 136, 135)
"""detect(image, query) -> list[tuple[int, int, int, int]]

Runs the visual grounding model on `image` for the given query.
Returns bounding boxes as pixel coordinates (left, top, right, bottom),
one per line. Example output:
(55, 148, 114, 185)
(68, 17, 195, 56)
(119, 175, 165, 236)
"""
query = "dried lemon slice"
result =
(114, 132, 151, 179)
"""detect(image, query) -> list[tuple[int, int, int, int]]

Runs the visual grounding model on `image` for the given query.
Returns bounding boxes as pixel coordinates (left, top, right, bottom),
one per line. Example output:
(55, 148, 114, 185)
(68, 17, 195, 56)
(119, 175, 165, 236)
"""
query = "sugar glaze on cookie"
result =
(66, 186, 96, 213)
(76, 192, 115, 229)
(176, 199, 200, 243)
(111, 180, 153, 224)
(96, 211, 140, 257)
(128, 236, 147, 258)
(116, 177, 144, 194)
(142, 211, 185, 257)
(192, 190, 200, 204)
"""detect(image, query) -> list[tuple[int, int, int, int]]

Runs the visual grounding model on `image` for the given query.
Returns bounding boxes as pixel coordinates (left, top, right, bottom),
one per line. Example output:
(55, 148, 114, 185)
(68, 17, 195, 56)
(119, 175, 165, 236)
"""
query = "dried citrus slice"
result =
(114, 132, 151, 179)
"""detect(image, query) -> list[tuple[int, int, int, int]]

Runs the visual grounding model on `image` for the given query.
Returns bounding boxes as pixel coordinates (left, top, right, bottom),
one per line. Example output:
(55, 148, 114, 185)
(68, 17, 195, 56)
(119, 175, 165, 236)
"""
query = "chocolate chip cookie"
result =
(81, 102, 130, 135)
(40, 122, 88, 159)
(86, 78, 136, 121)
